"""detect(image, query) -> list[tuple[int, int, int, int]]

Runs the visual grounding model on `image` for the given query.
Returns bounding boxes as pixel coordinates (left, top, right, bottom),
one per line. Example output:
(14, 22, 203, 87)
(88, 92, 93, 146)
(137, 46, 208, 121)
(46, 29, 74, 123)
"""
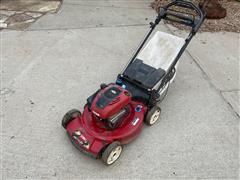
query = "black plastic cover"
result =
(123, 59, 166, 88)
(96, 87, 121, 109)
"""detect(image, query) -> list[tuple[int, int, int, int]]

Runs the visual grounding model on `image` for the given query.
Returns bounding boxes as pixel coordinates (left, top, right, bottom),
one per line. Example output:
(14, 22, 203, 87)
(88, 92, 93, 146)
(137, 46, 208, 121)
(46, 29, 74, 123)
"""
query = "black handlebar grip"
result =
(166, 11, 195, 25)
(158, 0, 205, 33)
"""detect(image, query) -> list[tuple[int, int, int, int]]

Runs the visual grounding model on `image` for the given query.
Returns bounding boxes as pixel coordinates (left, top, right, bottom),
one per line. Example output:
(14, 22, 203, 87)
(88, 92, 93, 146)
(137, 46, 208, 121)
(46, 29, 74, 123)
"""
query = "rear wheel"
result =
(62, 109, 81, 129)
(145, 106, 161, 126)
(102, 141, 122, 165)
(100, 83, 108, 89)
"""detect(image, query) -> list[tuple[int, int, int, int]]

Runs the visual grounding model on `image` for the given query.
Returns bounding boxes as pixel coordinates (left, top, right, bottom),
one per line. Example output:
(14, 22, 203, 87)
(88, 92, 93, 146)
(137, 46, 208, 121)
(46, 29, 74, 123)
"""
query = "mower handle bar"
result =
(123, 1, 205, 95)
(157, 0, 205, 33)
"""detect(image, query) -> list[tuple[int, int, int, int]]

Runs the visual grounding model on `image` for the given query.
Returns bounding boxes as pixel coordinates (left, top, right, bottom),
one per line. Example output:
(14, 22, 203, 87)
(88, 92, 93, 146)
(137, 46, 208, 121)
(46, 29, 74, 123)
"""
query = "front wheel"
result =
(145, 106, 161, 126)
(62, 109, 81, 129)
(101, 141, 123, 165)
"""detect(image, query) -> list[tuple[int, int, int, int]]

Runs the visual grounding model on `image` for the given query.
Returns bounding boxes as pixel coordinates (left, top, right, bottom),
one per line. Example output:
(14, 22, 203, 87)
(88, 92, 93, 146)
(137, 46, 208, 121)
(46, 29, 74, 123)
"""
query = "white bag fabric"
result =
(137, 31, 185, 71)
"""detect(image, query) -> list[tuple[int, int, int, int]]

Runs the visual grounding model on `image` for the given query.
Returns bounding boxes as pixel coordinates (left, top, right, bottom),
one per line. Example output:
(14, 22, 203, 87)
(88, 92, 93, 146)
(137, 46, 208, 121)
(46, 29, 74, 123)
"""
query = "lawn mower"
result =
(62, 0, 205, 165)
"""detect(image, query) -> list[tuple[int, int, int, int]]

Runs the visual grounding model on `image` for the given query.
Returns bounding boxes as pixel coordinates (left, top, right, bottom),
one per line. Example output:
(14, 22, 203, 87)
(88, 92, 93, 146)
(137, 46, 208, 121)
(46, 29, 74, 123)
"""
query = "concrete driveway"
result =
(1, 0, 239, 179)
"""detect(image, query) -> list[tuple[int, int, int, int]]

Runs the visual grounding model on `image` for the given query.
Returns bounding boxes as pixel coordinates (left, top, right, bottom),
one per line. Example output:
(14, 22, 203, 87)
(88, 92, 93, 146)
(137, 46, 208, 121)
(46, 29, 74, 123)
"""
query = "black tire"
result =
(62, 109, 81, 129)
(101, 141, 122, 165)
(100, 83, 108, 89)
(145, 106, 161, 126)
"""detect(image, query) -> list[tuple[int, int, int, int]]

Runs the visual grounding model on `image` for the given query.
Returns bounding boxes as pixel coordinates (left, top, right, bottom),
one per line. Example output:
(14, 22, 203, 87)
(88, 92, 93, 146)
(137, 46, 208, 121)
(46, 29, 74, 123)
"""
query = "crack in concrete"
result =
(164, 24, 240, 118)
(25, 23, 149, 31)
(63, 3, 151, 10)
(186, 50, 240, 118)
(220, 90, 240, 118)
(220, 89, 240, 93)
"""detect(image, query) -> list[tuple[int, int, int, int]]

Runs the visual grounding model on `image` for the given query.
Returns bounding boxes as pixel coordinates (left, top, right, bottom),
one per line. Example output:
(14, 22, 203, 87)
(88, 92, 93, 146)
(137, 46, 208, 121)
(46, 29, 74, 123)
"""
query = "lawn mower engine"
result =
(90, 84, 132, 129)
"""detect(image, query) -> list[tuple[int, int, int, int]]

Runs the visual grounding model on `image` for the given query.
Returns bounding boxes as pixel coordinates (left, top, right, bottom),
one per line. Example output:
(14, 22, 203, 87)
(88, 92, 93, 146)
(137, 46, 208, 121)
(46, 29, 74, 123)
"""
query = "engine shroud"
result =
(91, 84, 131, 120)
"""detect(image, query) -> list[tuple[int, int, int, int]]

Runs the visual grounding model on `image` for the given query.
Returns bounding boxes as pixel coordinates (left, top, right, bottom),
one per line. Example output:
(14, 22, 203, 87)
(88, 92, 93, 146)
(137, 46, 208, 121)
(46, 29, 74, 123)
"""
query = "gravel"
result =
(151, 0, 240, 32)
